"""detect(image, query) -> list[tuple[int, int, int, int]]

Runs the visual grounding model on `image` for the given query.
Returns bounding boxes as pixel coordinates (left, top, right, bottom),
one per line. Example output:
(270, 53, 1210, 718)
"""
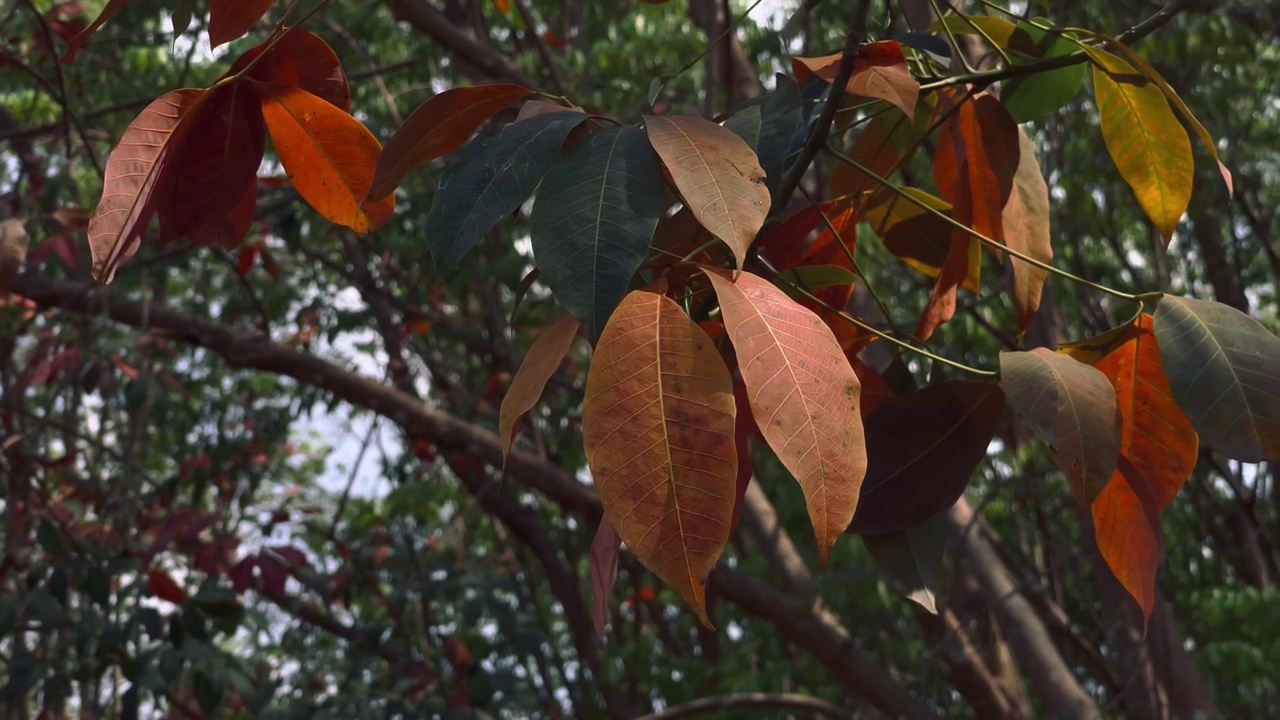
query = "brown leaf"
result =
(847, 41, 920, 120)
(1000, 348, 1122, 506)
(208, 0, 273, 48)
(225, 30, 351, 112)
(644, 114, 769, 271)
(366, 84, 531, 201)
(1002, 125, 1051, 335)
(583, 288, 737, 626)
(704, 268, 865, 564)
(88, 89, 205, 283)
(498, 315, 579, 469)
(254, 82, 394, 233)
(589, 517, 621, 638)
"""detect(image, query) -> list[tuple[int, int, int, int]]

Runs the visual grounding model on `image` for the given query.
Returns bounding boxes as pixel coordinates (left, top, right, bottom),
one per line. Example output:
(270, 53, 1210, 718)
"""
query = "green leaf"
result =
(723, 75, 801, 201)
(1088, 47, 1193, 243)
(848, 381, 1003, 535)
(426, 111, 589, 271)
(1000, 21, 1087, 123)
(1000, 348, 1122, 506)
(1154, 296, 1280, 462)
(863, 510, 946, 613)
(530, 128, 667, 340)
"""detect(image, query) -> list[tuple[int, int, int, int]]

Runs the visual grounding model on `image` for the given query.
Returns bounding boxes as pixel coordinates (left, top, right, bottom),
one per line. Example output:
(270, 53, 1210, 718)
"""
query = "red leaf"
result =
(88, 89, 205, 283)
(208, 0, 274, 48)
(237, 245, 259, 275)
(225, 30, 350, 112)
(59, 0, 131, 62)
(851, 357, 895, 416)
(366, 84, 532, 201)
(589, 517, 621, 638)
(231, 557, 257, 594)
(256, 554, 287, 596)
(158, 82, 265, 247)
(147, 569, 187, 604)
(254, 83, 394, 232)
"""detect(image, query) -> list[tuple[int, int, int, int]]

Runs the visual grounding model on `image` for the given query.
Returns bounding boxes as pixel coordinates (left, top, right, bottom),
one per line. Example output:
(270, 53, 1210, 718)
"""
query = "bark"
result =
(384, 0, 538, 87)
(686, 0, 760, 112)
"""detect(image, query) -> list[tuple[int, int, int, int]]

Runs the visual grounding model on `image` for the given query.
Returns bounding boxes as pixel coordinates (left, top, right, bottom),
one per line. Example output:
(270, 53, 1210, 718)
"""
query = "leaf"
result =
(862, 188, 979, 292)
(88, 88, 205, 283)
(703, 268, 865, 564)
(644, 115, 769, 271)
(1001, 125, 1051, 335)
(147, 569, 187, 604)
(847, 40, 920, 121)
(851, 357, 896, 416)
(848, 381, 1003, 535)
(208, 0, 273, 48)
(498, 315, 579, 469)
(1087, 33, 1230, 195)
(1154, 296, 1280, 462)
(426, 111, 589, 271)
(1000, 348, 1122, 505)
(254, 82, 394, 233)
(757, 199, 850, 272)
(828, 106, 930, 198)
(777, 264, 858, 294)
(930, 15, 1024, 49)
(1092, 315, 1198, 626)
(589, 517, 621, 638)
(1088, 48, 1193, 243)
(158, 82, 265, 247)
(367, 84, 531, 201)
(529, 127, 667, 340)
(1000, 21, 1087, 123)
(0, 218, 29, 296)
(59, 0, 132, 62)
(225, 30, 350, 112)
(583, 288, 737, 625)
(863, 510, 946, 613)
(722, 77, 801, 201)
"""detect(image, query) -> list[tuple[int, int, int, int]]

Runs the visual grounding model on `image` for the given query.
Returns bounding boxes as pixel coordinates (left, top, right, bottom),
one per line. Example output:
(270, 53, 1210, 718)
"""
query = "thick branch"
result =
(633, 692, 854, 720)
(384, 0, 537, 87)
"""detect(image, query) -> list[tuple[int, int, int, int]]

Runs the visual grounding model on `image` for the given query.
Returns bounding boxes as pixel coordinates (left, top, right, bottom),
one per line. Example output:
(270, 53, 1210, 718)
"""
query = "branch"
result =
(631, 692, 854, 720)
(384, 0, 537, 87)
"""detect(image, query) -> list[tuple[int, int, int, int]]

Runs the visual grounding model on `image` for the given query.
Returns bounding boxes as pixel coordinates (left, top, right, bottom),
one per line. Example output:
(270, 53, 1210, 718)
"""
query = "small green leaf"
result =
(1154, 296, 1280, 462)
(530, 128, 667, 340)
(426, 111, 589, 271)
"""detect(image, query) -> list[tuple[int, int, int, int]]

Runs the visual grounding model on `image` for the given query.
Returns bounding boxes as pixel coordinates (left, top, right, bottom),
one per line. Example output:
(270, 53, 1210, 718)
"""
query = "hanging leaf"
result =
(158, 82, 265, 247)
(703, 268, 865, 564)
(729, 371, 757, 532)
(930, 15, 1025, 50)
(254, 82, 394, 233)
(722, 76, 801, 200)
(426, 111, 590, 271)
(777, 264, 859, 294)
(863, 510, 946, 613)
(794, 41, 920, 120)
(757, 199, 849, 272)
(529, 128, 667, 340)
(589, 517, 621, 638)
(1000, 21, 1087, 123)
(498, 315, 580, 470)
(366, 84, 531, 201)
(1000, 349, 1122, 506)
(644, 115, 769, 271)
(862, 188, 980, 292)
(1001, 125, 1051, 335)
(583, 288, 737, 626)
(88, 89, 205, 283)
(225, 30, 350, 112)
(1154, 296, 1280, 462)
(59, 0, 132, 62)
(849, 381, 1003, 535)
(1092, 314, 1198, 627)
(828, 105, 934, 198)
(1088, 48, 1193, 243)
(1087, 33, 1231, 195)
(208, 0, 273, 48)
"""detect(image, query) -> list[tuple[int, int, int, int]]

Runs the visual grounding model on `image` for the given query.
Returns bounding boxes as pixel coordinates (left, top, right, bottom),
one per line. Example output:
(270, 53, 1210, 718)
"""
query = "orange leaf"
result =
(158, 81, 265, 247)
(208, 0, 273, 47)
(934, 90, 1019, 248)
(1002, 125, 1052, 336)
(589, 516, 620, 637)
(147, 568, 187, 604)
(847, 41, 919, 120)
(583, 288, 737, 626)
(704, 268, 865, 564)
(498, 315, 579, 469)
(914, 231, 980, 340)
(643, 114, 770, 271)
(254, 82, 394, 232)
(1092, 315, 1197, 627)
(862, 187, 979, 292)
(59, 0, 131, 63)
(88, 88, 205, 283)
(829, 113, 902, 199)
(366, 84, 531, 201)
(225, 30, 350, 112)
